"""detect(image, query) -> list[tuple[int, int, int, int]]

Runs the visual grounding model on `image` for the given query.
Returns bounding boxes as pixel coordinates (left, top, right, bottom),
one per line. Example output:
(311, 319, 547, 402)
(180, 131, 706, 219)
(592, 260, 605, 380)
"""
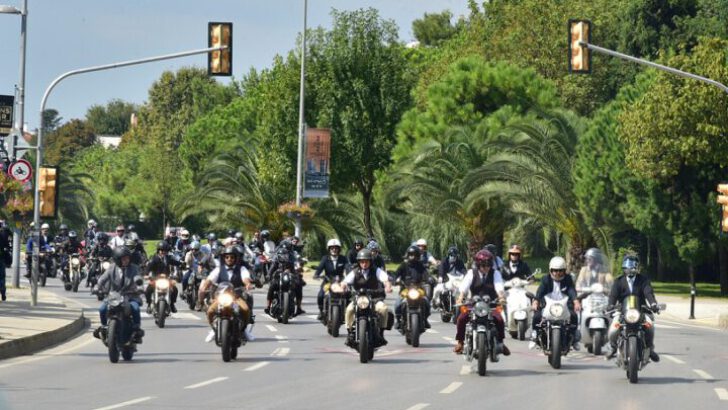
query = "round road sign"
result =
(8, 159, 32, 182)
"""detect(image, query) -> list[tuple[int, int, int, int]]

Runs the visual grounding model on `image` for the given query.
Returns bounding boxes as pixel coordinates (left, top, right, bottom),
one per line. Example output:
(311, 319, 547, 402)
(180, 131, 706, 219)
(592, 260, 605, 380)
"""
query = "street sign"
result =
(0, 95, 14, 137)
(8, 159, 32, 182)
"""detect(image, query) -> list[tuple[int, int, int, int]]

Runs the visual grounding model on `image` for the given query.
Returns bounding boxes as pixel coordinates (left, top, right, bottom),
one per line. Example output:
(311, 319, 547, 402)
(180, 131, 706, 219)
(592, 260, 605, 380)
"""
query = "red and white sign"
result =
(8, 159, 32, 182)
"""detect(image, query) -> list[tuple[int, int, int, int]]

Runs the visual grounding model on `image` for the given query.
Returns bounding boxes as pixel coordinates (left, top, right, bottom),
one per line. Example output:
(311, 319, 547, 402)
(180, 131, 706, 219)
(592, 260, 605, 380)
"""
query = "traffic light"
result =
(208, 22, 232, 76)
(717, 184, 728, 232)
(39, 166, 58, 219)
(568, 19, 591, 74)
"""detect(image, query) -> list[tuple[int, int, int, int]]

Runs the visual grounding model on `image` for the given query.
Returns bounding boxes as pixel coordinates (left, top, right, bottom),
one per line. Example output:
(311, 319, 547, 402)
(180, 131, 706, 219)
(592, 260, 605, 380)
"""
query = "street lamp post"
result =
(0, 0, 27, 289)
(294, 0, 307, 238)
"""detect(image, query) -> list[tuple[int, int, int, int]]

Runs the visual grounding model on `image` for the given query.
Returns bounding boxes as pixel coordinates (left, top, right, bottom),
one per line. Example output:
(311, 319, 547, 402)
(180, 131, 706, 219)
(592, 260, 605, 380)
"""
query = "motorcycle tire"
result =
(156, 300, 168, 328)
(410, 313, 421, 348)
(187, 291, 196, 311)
(122, 348, 134, 361)
(64, 281, 72, 291)
(107, 320, 120, 363)
(628, 335, 639, 384)
(441, 311, 452, 323)
(97, 293, 104, 301)
(72, 275, 80, 293)
(221, 319, 232, 362)
(517, 320, 527, 341)
(477, 332, 487, 376)
(550, 328, 562, 369)
(489, 331, 498, 363)
(593, 330, 604, 356)
(331, 305, 341, 338)
(359, 318, 369, 364)
(282, 292, 290, 325)
(231, 346, 238, 360)
(423, 283, 433, 303)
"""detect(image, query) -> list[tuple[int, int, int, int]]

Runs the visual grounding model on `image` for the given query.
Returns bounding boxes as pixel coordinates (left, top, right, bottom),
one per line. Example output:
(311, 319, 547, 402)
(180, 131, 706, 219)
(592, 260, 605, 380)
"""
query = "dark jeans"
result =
(0, 260, 6, 298)
(99, 300, 141, 327)
(455, 310, 505, 342)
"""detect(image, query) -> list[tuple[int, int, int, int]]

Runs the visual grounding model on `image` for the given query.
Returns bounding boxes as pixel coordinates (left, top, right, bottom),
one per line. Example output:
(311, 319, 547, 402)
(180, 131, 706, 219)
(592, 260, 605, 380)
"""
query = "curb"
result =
(719, 314, 728, 330)
(0, 310, 88, 361)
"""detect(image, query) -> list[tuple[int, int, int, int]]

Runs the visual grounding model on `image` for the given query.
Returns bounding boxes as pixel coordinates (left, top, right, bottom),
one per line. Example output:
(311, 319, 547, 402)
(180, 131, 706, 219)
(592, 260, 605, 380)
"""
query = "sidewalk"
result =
(655, 294, 728, 330)
(0, 280, 87, 360)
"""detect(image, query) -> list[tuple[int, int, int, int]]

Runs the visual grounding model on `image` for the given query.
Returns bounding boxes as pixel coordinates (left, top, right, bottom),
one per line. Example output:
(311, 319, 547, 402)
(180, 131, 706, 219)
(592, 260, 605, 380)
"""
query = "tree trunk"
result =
(719, 241, 728, 296)
(361, 186, 374, 240)
(656, 245, 667, 282)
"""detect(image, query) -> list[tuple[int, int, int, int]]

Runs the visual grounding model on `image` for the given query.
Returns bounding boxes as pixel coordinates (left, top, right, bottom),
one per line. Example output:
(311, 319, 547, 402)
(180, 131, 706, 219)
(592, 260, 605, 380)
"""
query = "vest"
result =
(353, 267, 380, 291)
(470, 270, 497, 299)
(217, 264, 244, 288)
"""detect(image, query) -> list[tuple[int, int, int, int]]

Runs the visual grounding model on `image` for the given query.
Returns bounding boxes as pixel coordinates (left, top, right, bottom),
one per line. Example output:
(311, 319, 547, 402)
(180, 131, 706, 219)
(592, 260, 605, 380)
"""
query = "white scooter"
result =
(578, 283, 609, 355)
(504, 276, 535, 340)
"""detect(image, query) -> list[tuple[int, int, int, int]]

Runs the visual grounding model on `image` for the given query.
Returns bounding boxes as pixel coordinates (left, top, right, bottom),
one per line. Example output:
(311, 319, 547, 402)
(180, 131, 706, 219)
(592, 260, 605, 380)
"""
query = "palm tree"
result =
(58, 170, 95, 228)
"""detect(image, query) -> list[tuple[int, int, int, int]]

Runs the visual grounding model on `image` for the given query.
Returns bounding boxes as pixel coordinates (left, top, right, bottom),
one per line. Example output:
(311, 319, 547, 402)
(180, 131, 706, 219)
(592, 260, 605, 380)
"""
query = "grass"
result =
(650, 281, 726, 299)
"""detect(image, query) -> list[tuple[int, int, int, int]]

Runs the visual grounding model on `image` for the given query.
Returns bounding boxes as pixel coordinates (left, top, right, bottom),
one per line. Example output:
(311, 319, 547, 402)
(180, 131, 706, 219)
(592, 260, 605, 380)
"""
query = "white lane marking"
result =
(93, 396, 154, 410)
(658, 319, 723, 332)
(653, 323, 679, 329)
(271, 347, 290, 357)
(439, 381, 463, 394)
(306, 315, 319, 320)
(184, 376, 229, 389)
(715, 388, 728, 400)
(663, 355, 686, 364)
(244, 361, 270, 372)
(0, 334, 95, 370)
(266, 325, 278, 332)
(275, 335, 289, 343)
(171, 312, 201, 321)
(694, 369, 714, 380)
(442, 336, 457, 345)
(459, 365, 471, 375)
(426, 328, 439, 334)
(405, 404, 430, 410)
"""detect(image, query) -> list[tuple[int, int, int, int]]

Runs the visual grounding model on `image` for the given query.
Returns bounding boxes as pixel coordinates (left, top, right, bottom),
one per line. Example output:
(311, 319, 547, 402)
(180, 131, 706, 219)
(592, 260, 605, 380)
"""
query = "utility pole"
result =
(294, 0, 307, 238)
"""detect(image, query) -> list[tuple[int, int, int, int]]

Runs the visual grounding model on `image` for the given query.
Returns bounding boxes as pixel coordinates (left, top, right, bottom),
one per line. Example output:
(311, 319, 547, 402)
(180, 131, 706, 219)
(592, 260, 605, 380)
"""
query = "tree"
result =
(412, 11, 459, 46)
(44, 119, 96, 165)
(85, 99, 137, 135)
(41, 109, 62, 138)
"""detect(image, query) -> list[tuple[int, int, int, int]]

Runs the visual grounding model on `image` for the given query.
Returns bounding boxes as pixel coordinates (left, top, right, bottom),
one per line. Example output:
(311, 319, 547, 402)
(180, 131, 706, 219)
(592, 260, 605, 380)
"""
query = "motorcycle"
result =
(613, 296, 666, 383)
(95, 287, 144, 363)
(321, 275, 349, 337)
(69, 253, 83, 292)
(504, 277, 535, 340)
(462, 296, 501, 376)
(37, 250, 51, 287)
(88, 257, 112, 300)
(398, 285, 426, 347)
(578, 282, 609, 355)
(184, 266, 207, 311)
(350, 289, 388, 363)
(211, 282, 249, 362)
(533, 295, 575, 369)
(270, 268, 297, 324)
(437, 273, 465, 323)
(150, 274, 172, 328)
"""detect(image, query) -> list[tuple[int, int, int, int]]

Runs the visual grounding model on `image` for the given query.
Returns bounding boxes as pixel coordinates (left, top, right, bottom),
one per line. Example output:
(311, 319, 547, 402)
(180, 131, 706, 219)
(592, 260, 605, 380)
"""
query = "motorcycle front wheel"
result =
(628, 335, 639, 384)
(410, 313, 421, 348)
(549, 327, 562, 369)
(72, 274, 80, 292)
(477, 332, 487, 376)
(359, 318, 370, 364)
(221, 319, 232, 362)
(156, 300, 167, 328)
(282, 292, 290, 324)
(122, 347, 134, 361)
(330, 305, 341, 338)
(517, 320, 527, 341)
(107, 319, 120, 363)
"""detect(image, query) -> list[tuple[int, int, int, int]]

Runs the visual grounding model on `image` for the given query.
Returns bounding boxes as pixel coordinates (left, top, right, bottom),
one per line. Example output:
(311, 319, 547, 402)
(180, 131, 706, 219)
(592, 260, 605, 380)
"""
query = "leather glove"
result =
(650, 303, 660, 313)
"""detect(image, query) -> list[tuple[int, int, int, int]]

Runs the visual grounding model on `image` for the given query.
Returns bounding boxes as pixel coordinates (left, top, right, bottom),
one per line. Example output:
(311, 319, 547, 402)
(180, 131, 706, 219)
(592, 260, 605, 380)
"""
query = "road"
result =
(1, 278, 727, 410)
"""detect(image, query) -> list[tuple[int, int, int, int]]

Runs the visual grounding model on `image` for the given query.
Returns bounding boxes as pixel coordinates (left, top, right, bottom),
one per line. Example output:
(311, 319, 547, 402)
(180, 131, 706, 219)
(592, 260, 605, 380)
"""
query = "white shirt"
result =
(263, 240, 276, 258)
(458, 268, 504, 296)
(550, 280, 564, 300)
(109, 236, 125, 249)
(627, 276, 635, 293)
(343, 267, 389, 285)
(206, 264, 251, 284)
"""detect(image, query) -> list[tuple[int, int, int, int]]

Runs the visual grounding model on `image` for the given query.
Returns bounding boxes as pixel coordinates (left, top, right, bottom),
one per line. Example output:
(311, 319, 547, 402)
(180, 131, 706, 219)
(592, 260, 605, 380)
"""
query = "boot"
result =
(424, 318, 431, 329)
(649, 348, 660, 362)
(146, 304, 153, 314)
(317, 310, 324, 321)
(395, 315, 402, 330)
(346, 328, 356, 347)
(528, 330, 538, 350)
(170, 303, 177, 313)
(379, 329, 388, 346)
(133, 328, 144, 344)
(453, 340, 464, 354)
(605, 342, 617, 360)
(93, 325, 106, 339)
(295, 305, 306, 316)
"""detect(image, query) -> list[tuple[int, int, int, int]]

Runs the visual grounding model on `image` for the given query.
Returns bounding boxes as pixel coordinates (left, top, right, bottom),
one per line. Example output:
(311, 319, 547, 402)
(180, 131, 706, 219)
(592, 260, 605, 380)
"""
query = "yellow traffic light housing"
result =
(568, 19, 591, 74)
(717, 184, 728, 232)
(39, 166, 58, 219)
(208, 22, 232, 76)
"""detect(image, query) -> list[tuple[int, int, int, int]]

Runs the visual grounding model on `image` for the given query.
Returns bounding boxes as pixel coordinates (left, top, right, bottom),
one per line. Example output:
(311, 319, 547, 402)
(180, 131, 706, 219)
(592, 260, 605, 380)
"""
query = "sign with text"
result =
(303, 128, 331, 198)
(0, 95, 14, 136)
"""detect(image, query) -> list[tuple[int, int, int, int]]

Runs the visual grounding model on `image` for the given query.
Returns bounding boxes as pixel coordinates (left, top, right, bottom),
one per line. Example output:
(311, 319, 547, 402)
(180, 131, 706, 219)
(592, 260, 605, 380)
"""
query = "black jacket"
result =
(608, 274, 657, 309)
(438, 258, 466, 280)
(314, 255, 349, 279)
(535, 274, 577, 309)
(346, 248, 361, 265)
(146, 254, 180, 277)
(395, 261, 427, 286)
(501, 260, 532, 281)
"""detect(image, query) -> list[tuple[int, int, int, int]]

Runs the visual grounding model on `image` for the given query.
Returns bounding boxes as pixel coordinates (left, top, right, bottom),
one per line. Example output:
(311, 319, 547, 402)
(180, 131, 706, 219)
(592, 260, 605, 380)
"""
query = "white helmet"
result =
(180, 229, 190, 239)
(327, 239, 342, 248)
(87, 219, 96, 228)
(415, 238, 427, 246)
(549, 256, 567, 270)
(41, 223, 50, 230)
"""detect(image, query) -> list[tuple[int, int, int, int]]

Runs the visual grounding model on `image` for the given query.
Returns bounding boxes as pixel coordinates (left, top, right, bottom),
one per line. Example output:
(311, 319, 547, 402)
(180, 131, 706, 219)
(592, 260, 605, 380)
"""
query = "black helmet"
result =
(124, 238, 137, 248)
(68, 230, 78, 239)
(279, 239, 293, 251)
(221, 246, 239, 256)
(447, 246, 459, 257)
(484, 244, 497, 255)
(127, 224, 135, 232)
(59, 224, 68, 231)
(96, 232, 109, 243)
(354, 238, 364, 247)
(112, 246, 131, 264)
(227, 229, 236, 238)
(261, 230, 270, 240)
(367, 240, 381, 252)
(156, 241, 171, 252)
(406, 245, 421, 259)
(207, 232, 217, 241)
(356, 249, 372, 261)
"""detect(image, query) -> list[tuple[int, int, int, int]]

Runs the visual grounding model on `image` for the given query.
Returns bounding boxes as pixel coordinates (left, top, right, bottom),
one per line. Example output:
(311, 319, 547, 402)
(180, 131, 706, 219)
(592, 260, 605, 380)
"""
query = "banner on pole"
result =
(0, 95, 14, 137)
(303, 128, 331, 198)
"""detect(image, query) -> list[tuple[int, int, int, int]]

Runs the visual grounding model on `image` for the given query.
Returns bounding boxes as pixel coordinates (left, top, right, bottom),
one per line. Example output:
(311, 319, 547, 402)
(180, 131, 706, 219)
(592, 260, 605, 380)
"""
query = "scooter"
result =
(578, 282, 609, 355)
(504, 277, 535, 340)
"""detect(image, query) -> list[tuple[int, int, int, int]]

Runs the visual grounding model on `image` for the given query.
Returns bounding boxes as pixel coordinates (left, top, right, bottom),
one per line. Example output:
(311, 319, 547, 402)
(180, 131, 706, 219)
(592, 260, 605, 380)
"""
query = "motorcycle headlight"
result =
(330, 283, 343, 293)
(625, 308, 641, 324)
(474, 301, 489, 317)
(282, 274, 290, 283)
(156, 279, 170, 290)
(356, 296, 370, 309)
(407, 288, 420, 300)
(71, 258, 80, 267)
(590, 283, 604, 294)
(549, 303, 564, 318)
(102, 261, 111, 270)
(218, 293, 234, 307)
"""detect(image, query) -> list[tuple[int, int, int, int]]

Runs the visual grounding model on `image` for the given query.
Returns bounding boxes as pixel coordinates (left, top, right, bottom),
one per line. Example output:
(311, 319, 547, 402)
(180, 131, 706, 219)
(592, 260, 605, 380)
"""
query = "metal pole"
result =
(11, 0, 27, 288)
(30, 45, 226, 306)
(294, 0, 307, 238)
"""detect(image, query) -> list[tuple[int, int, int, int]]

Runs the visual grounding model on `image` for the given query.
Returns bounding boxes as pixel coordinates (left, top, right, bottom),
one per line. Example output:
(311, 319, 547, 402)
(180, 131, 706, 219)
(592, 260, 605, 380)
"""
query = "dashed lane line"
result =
(425, 328, 439, 334)
(405, 404, 430, 410)
(275, 335, 289, 343)
(693, 369, 714, 380)
(715, 388, 728, 401)
(442, 336, 457, 345)
(244, 361, 270, 372)
(92, 396, 154, 410)
(439, 381, 463, 394)
(459, 365, 471, 375)
(184, 377, 229, 389)
(663, 355, 686, 364)
(266, 325, 278, 332)
(271, 347, 290, 357)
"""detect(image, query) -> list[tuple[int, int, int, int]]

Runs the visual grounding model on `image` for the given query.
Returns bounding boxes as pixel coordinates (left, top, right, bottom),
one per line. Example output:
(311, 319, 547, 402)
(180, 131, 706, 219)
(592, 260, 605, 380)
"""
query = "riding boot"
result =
(379, 328, 388, 346)
(395, 315, 402, 330)
(346, 328, 356, 347)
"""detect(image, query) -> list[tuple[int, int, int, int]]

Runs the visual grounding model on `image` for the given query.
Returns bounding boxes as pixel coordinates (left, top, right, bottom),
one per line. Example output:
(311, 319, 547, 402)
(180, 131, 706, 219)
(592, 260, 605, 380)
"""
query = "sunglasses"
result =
(550, 269, 566, 273)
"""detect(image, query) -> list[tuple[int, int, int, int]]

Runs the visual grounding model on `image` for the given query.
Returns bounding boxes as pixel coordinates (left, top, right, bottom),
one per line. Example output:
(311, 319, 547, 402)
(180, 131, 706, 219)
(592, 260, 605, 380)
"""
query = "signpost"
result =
(8, 159, 32, 182)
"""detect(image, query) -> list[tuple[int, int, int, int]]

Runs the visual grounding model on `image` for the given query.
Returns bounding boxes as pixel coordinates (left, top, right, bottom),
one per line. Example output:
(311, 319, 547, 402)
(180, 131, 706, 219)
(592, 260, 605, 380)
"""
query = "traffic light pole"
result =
(29, 45, 226, 306)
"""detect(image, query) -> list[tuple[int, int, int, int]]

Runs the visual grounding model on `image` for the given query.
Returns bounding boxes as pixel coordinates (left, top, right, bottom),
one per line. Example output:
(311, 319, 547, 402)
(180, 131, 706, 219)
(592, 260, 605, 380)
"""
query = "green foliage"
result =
(44, 119, 96, 166)
(412, 11, 459, 46)
(85, 99, 137, 135)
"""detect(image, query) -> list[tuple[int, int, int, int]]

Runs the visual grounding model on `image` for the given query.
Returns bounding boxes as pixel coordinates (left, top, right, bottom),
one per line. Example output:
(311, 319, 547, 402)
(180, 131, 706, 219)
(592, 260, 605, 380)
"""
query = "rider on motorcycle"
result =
(144, 241, 181, 314)
(576, 247, 613, 293)
(342, 248, 392, 346)
(202, 233, 220, 256)
(88, 233, 113, 285)
(253, 229, 276, 276)
(434, 246, 466, 309)
(529, 256, 581, 350)
(314, 239, 349, 320)
(346, 238, 365, 265)
(264, 246, 305, 316)
(83, 219, 98, 248)
(25, 223, 53, 279)
(483, 244, 504, 272)
(605, 255, 660, 362)
(124, 238, 144, 267)
(500, 244, 532, 281)
(394, 246, 432, 329)
(415, 239, 439, 269)
(94, 246, 144, 343)
(453, 250, 510, 356)
(124, 224, 140, 241)
(109, 225, 126, 249)
(183, 241, 216, 293)
(175, 229, 192, 254)
(60, 231, 85, 280)
(367, 240, 386, 271)
(198, 246, 255, 342)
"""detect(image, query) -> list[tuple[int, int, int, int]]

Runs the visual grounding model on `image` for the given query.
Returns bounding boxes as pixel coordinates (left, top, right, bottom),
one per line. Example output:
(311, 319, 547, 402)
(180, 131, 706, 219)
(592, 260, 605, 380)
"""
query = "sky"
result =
(0, 0, 470, 132)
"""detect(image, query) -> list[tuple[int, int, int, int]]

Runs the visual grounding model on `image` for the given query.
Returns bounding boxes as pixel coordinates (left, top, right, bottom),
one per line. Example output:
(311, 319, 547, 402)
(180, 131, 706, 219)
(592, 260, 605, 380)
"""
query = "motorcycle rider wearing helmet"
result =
(183, 241, 216, 294)
(87, 232, 113, 287)
(124, 238, 144, 267)
(290, 236, 304, 254)
(175, 229, 192, 253)
(453, 249, 510, 356)
(605, 255, 660, 362)
(434, 246, 467, 309)
(109, 225, 126, 249)
(125, 224, 139, 242)
(253, 229, 276, 277)
(342, 248, 392, 346)
(264, 245, 306, 316)
(202, 233, 220, 256)
(367, 240, 386, 271)
(25, 223, 53, 279)
(54, 224, 70, 245)
(529, 256, 581, 350)
(346, 238, 365, 265)
(483, 244, 504, 272)
(84, 220, 98, 247)
(59, 230, 85, 282)
(165, 228, 179, 249)
(576, 247, 613, 293)
(314, 239, 350, 320)
(501, 244, 532, 281)
(415, 238, 439, 269)
(145, 241, 181, 314)
(198, 246, 255, 343)
(394, 245, 432, 329)
(94, 246, 144, 343)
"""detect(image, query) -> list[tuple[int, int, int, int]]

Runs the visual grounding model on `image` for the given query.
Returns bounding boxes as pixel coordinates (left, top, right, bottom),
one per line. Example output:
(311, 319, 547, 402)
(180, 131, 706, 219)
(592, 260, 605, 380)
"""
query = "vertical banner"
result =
(303, 127, 331, 198)
(0, 95, 14, 137)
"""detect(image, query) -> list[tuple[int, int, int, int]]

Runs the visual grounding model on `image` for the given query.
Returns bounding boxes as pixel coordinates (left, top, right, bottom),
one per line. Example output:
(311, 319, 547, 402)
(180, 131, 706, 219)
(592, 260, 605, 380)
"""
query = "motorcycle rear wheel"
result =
(359, 318, 370, 364)
(550, 328, 562, 369)
(72, 275, 80, 292)
(330, 305, 341, 338)
(593, 330, 604, 356)
(122, 348, 134, 361)
(221, 319, 232, 362)
(282, 293, 290, 325)
(477, 333, 487, 376)
(628, 335, 639, 384)
(107, 320, 120, 363)
(40, 271, 47, 287)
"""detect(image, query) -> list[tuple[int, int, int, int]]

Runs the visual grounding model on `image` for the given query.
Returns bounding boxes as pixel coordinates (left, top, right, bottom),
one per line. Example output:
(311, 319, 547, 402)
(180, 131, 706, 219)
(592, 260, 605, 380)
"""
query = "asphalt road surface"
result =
(1, 278, 727, 410)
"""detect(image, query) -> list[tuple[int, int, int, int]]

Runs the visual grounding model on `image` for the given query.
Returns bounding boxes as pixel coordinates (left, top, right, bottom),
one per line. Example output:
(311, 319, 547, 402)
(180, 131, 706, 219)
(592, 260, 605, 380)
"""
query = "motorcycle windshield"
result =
(215, 281, 234, 296)
(623, 295, 638, 310)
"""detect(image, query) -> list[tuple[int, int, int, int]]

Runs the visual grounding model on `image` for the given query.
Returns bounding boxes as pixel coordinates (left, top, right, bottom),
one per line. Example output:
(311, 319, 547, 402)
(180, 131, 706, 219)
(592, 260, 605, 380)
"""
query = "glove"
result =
(650, 303, 660, 313)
